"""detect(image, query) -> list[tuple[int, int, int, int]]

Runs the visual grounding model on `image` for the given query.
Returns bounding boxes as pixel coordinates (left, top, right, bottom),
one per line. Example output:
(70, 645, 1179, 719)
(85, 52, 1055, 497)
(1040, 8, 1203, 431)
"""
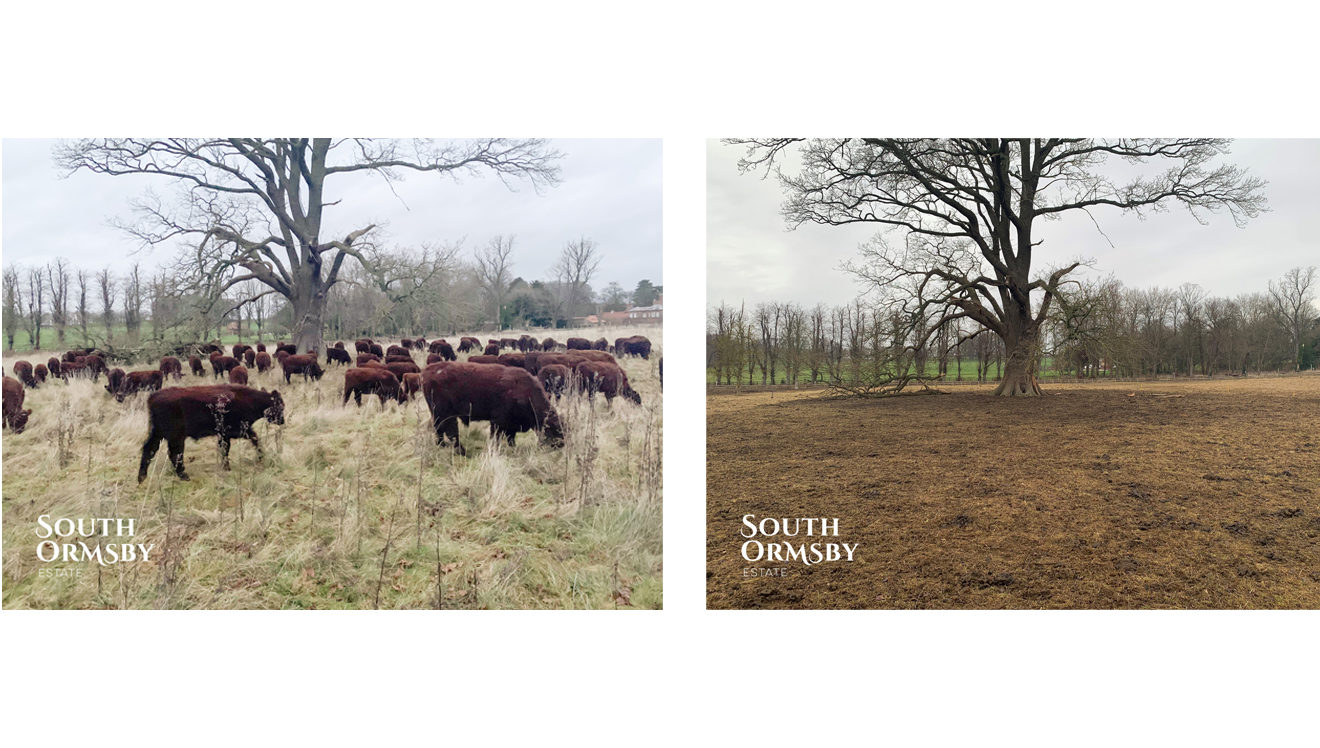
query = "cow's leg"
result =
(138, 428, 162, 483)
(248, 430, 264, 462)
(166, 434, 189, 480)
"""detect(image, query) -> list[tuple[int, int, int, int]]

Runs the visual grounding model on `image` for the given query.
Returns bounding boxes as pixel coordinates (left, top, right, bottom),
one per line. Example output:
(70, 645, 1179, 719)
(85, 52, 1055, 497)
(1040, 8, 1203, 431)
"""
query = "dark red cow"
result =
(256, 343, 267, 353)
(342, 367, 403, 407)
(254, 352, 273, 373)
(496, 353, 526, 368)
(541, 337, 559, 351)
(593, 338, 609, 351)
(326, 348, 352, 366)
(368, 343, 384, 357)
(104, 368, 127, 395)
(575, 360, 641, 404)
(275, 343, 298, 356)
(160, 356, 183, 380)
(211, 355, 241, 379)
(615, 335, 653, 359)
(13, 360, 37, 388)
(114, 370, 164, 402)
(188, 355, 205, 376)
(386, 345, 410, 358)
(467, 355, 500, 365)
(356, 353, 382, 366)
(537, 363, 572, 400)
(229, 366, 249, 385)
(3, 376, 31, 433)
(232, 344, 252, 360)
(355, 339, 372, 353)
(402, 372, 422, 400)
(47, 357, 63, 380)
(421, 362, 564, 456)
(137, 385, 285, 482)
(34, 363, 49, 383)
(482, 343, 500, 356)
(243, 349, 257, 368)
(432, 341, 456, 361)
(566, 337, 592, 351)
(383, 361, 421, 381)
(457, 337, 480, 353)
(385, 354, 414, 364)
(280, 354, 324, 383)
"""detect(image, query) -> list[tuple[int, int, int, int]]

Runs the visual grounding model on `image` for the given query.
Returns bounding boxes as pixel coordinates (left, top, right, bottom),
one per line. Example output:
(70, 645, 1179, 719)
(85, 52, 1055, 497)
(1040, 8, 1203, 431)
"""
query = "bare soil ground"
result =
(707, 375, 1320, 609)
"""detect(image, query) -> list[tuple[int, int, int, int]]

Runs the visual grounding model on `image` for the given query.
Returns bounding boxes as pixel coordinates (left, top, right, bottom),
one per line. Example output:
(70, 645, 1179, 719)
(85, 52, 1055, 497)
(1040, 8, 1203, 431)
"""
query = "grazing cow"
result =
(356, 353, 381, 366)
(200, 343, 222, 355)
(48, 357, 63, 380)
(537, 363, 572, 400)
(34, 363, 49, 383)
(355, 339, 371, 353)
(114, 370, 164, 402)
(13, 360, 37, 388)
(385, 354, 414, 364)
(593, 338, 609, 351)
(137, 385, 285, 482)
(421, 362, 564, 456)
(326, 348, 352, 366)
(232, 344, 251, 360)
(212, 355, 241, 379)
(334, 341, 346, 350)
(383, 361, 421, 381)
(254, 352, 273, 373)
(432, 341, 456, 361)
(280, 354, 324, 383)
(541, 337, 559, 351)
(402, 372, 422, 400)
(467, 355, 500, 365)
(275, 343, 298, 356)
(81, 355, 108, 381)
(342, 367, 403, 407)
(160, 356, 183, 380)
(457, 337, 480, 353)
(62, 350, 81, 363)
(615, 335, 653, 359)
(516, 335, 533, 352)
(256, 343, 267, 353)
(229, 366, 249, 385)
(273, 349, 290, 363)
(575, 361, 642, 405)
(105, 368, 127, 396)
(482, 343, 500, 356)
(498, 337, 517, 350)
(243, 349, 256, 368)
(386, 345, 411, 358)
(496, 353, 526, 368)
(566, 337, 592, 351)
(400, 338, 414, 350)
(3, 376, 31, 433)
(525, 350, 614, 375)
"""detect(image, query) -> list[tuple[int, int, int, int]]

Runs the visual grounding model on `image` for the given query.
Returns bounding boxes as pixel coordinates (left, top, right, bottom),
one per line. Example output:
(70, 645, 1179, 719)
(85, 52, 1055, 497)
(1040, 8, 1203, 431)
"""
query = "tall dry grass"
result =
(1, 327, 662, 609)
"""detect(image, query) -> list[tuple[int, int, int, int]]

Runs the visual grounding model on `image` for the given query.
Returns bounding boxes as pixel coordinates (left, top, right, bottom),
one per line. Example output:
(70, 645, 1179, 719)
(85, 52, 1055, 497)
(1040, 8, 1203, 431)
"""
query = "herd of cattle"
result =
(3, 333, 658, 483)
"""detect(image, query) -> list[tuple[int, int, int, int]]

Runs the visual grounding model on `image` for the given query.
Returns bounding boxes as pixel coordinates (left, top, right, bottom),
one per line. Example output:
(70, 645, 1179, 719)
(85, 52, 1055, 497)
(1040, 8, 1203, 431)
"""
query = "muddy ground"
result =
(707, 375, 1320, 609)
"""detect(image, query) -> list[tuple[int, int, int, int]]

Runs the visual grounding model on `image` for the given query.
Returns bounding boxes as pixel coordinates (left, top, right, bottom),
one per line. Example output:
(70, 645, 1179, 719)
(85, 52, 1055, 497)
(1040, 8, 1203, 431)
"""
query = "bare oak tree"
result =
(1269, 266, 1318, 371)
(729, 138, 1267, 396)
(56, 139, 561, 352)
(475, 235, 517, 330)
(97, 267, 116, 342)
(552, 237, 602, 321)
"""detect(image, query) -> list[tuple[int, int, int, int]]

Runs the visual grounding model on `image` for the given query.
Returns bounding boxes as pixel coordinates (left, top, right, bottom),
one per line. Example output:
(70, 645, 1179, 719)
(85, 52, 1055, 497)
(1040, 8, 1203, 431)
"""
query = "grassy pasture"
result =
(707, 374, 1320, 609)
(2, 327, 662, 609)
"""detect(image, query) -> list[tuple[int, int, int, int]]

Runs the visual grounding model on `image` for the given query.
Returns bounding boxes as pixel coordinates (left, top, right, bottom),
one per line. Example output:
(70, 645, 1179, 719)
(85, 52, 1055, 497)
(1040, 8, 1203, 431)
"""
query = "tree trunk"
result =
(993, 318, 1042, 396)
(290, 288, 328, 354)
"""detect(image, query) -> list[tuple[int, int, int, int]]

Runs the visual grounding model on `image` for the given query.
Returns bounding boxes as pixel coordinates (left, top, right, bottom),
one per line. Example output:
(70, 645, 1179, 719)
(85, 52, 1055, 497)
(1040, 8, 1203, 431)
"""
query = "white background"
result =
(2, 2, 1317, 745)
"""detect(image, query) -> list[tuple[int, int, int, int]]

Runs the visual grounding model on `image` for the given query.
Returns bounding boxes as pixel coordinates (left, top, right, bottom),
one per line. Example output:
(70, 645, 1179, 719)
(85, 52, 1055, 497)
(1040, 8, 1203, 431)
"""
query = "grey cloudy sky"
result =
(2, 138, 661, 290)
(708, 139, 1320, 309)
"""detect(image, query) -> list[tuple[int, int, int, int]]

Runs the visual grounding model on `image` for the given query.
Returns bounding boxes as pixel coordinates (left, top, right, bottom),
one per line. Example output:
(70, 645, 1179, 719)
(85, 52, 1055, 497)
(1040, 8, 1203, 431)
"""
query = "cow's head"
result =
(13, 408, 31, 433)
(541, 408, 565, 449)
(265, 391, 286, 425)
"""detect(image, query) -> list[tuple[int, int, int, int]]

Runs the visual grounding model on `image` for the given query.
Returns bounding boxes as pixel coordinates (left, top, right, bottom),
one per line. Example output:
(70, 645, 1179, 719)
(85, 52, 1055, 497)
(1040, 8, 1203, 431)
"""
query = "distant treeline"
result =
(708, 270, 1319, 385)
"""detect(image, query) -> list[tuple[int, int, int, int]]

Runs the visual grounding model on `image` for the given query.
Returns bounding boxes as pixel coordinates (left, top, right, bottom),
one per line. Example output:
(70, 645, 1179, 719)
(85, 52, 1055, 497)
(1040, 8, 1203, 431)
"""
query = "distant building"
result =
(624, 296, 662, 324)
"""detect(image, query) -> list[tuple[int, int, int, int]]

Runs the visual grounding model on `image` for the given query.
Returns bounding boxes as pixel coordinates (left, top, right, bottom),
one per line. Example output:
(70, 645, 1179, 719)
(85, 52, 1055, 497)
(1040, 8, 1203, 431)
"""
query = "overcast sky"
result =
(708, 139, 1320, 309)
(2, 138, 661, 292)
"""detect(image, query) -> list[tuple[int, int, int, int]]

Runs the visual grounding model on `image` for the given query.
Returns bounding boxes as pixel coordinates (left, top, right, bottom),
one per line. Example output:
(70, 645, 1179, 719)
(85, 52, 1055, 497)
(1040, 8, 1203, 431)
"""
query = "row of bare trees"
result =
(709, 267, 1318, 387)
(3, 260, 146, 351)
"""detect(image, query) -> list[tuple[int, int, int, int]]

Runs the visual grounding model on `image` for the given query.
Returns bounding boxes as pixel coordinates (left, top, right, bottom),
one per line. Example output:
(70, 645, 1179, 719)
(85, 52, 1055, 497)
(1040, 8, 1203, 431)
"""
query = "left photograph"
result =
(1, 138, 663, 610)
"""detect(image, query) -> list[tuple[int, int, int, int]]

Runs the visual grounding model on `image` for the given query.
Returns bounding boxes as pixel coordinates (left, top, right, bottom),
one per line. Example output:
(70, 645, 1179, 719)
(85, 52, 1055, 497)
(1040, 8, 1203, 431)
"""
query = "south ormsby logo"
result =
(35, 515, 155, 565)
(739, 514, 859, 568)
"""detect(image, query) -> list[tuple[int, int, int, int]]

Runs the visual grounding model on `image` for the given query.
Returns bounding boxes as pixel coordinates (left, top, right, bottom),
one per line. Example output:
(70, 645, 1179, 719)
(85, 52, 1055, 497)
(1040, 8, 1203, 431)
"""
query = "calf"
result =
(13, 360, 37, 388)
(421, 361, 564, 456)
(280, 354, 324, 383)
(47, 357, 64, 380)
(212, 355, 241, 379)
(160, 356, 183, 380)
(138, 385, 285, 482)
(254, 351, 273, 373)
(105, 367, 127, 396)
(343, 367, 403, 407)
(115, 370, 164, 402)
(188, 355, 205, 376)
(229, 366, 249, 385)
(34, 363, 49, 383)
(575, 360, 642, 404)
(243, 349, 257, 368)
(537, 363, 572, 400)
(3, 376, 32, 433)
(402, 372, 422, 400)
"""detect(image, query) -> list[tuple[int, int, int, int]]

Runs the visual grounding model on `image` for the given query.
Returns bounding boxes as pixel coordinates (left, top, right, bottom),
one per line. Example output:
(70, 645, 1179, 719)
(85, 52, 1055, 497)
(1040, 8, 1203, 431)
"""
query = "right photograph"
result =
(706, 138, 1320, 609)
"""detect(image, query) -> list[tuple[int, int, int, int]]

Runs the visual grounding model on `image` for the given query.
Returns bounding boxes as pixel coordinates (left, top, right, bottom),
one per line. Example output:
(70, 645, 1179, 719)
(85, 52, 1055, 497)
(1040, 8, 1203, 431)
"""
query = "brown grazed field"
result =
(707, 375, 1320, 609)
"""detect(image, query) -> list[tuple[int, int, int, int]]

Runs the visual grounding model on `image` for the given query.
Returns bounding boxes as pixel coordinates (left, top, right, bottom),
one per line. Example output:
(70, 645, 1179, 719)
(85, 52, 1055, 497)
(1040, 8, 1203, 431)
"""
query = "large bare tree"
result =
(729, 138, 1267, 396)
(97, 267, 116, 342)
(47, 257, 70, 346)
(56, 139, 561, 352)
(3, 267, 20, 351)
(552, 237, 602, 321)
